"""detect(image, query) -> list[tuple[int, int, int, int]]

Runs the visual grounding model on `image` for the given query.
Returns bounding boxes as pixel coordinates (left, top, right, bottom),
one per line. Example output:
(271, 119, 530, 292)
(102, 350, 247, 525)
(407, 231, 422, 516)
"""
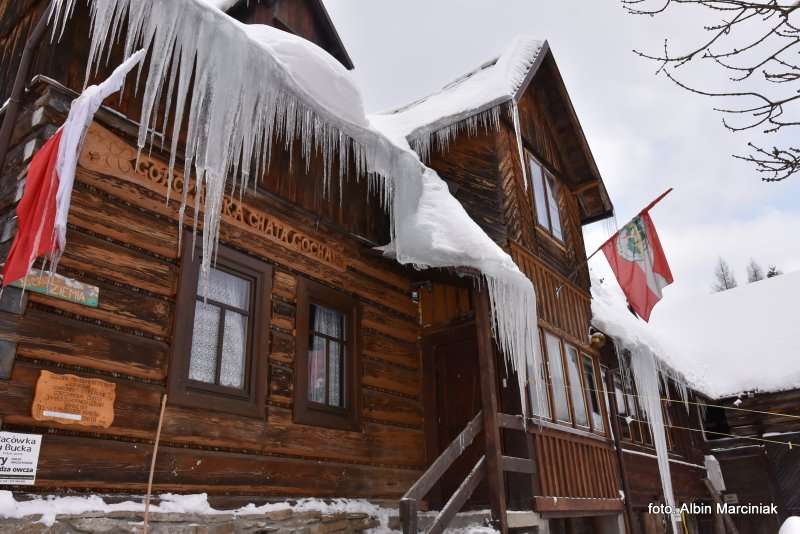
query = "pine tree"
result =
(767, 265, 783, 278)
(746, 259, 764, 283)
(712, 258, 738, 292)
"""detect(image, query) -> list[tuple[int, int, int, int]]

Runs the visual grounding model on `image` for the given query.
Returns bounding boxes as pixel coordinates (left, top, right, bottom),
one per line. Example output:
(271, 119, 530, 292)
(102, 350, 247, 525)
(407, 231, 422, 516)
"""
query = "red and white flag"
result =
(602, 190, 674, 322)
(2, 51, 144, 288)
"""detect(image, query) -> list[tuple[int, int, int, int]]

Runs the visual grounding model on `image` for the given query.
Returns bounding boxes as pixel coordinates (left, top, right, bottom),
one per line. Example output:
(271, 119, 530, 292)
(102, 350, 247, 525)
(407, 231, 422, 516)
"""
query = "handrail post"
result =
(399, 497, 418, 534)
(474, 287, 509, 534)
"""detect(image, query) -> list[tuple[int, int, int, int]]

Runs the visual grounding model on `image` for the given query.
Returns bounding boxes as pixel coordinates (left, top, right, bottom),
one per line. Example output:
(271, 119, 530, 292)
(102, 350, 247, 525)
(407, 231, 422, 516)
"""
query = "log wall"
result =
(0, 84, 424, 498)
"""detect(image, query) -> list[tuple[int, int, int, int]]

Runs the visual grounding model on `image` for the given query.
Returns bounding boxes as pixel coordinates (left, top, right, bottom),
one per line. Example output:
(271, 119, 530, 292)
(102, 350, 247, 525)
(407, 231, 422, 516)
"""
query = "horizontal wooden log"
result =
(363, 388, 424, 428)
(76, 168, 416, 318)
(0, 361, 425, 468)
(502, 456, 536, 475)
(362, 329, 419, 370)
(362, 357, 420, 399)
(33, 433, 419, 498)
(27, 268, 172, 337)
(60, 229, 176, 298)
(532, 496, 624, 514)
(68, 183, 179, 259)
(362, 304, 418, 344)
(2, 308, 168, 380)
(497, 412, 526, 431)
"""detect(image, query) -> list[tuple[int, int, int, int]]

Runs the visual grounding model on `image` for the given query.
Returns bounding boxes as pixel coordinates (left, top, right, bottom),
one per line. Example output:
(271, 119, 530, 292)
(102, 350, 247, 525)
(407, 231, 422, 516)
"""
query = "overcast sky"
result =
(325, 0, 800, 300)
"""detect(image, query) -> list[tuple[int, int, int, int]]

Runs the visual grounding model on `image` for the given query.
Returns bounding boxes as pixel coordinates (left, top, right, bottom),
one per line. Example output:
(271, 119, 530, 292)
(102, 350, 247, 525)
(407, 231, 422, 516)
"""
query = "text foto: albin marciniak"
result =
(648, 502, 778, 516)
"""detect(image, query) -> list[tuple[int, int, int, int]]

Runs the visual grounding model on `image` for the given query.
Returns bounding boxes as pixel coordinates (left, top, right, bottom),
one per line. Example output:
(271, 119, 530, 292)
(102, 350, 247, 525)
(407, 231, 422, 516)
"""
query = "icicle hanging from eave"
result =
(52, 0, 549, 420)
(408, 102, 513, 162)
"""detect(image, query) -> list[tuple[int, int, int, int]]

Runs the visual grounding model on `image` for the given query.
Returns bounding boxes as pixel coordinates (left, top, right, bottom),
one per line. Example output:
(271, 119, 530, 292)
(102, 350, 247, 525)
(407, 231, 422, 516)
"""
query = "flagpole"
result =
(555, 188, 674, 297)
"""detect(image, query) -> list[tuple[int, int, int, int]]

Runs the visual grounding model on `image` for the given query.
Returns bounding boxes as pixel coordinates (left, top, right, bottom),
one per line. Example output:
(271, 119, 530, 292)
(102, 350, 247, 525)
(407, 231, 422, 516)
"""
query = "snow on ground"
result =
(781, 517, 800, 534)
(649, 270, 800, 398)
(0, 491, 394, 530)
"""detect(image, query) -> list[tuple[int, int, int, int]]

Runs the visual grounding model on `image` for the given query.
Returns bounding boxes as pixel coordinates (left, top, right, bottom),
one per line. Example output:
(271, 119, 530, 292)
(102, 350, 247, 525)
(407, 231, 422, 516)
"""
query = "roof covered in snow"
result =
(374, 36, 546, 142)
(649, 271, 800, 398)
(371, 37, 614, 225)
(204, 0, 354, 70)
(592, 271, 800, 399)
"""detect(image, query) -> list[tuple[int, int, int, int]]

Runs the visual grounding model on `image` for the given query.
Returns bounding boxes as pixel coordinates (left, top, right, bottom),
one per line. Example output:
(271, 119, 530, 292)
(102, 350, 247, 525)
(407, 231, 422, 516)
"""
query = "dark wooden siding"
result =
(0, 82, 423, 498)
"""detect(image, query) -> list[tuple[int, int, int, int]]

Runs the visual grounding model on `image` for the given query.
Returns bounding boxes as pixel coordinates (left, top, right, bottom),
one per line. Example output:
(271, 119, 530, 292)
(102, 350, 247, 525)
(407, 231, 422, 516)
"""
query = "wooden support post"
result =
(605, 370, 636, 534)
(474, 287, 509, 534)
(399, 497, 418, 534)
(704, 480, 741, 534)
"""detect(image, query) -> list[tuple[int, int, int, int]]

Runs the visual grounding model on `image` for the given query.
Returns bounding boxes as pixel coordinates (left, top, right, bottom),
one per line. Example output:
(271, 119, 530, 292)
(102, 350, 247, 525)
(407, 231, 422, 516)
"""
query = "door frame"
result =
(421, 320, 479, 508)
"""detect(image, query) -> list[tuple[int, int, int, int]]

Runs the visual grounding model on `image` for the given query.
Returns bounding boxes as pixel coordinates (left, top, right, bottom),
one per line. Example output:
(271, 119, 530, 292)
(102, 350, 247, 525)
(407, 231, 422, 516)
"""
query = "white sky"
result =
(325, 0, 800, 300)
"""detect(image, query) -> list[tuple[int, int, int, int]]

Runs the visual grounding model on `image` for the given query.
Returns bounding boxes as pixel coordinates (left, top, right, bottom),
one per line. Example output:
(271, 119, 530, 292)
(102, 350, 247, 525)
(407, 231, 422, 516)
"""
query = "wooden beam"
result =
(403, 410, 483, 501)
(703, 480, 742, 534)
(605, 370, 636, 534)
(474, 288, 509, 534)
(428, 456, 487, 534)
(534, 496, 624, 514)
(502, 455, 536, 475)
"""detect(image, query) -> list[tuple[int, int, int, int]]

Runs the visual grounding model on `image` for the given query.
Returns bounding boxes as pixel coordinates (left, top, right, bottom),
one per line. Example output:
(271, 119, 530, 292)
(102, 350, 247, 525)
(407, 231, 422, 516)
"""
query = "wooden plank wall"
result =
(622, 451, 708, 509)
(509, 242, 591, 347)
(0, 87, 425, 498)
(533, 428, 619, 499)
(722, 390, 800, 437)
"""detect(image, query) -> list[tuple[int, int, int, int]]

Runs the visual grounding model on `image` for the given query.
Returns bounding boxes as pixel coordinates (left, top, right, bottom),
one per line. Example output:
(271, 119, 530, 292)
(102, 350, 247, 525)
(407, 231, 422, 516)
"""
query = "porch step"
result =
(388, 510, 543, 532)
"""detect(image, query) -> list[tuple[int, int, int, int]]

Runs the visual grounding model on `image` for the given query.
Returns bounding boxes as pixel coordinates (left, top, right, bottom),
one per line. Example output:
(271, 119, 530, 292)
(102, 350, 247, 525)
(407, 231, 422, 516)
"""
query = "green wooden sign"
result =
(9, 270, 99, 308)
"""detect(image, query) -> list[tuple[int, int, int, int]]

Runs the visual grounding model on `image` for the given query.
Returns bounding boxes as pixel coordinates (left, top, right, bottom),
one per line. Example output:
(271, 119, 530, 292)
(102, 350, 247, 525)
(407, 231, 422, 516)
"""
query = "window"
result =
(582, 354, 606, 434)
(544, 332, 571, 423)
(170, 240, 271, 418)
(565, 344, 589, 428)
(295, 277, 360, 431)
(527, 152, 563, 241)
(613, 371, 632, 440)
(530, 332, 551, 419)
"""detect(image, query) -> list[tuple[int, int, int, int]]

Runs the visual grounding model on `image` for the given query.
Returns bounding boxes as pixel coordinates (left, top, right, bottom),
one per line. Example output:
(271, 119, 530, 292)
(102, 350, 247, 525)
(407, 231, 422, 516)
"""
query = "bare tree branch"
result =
(623, 0, 800, 181)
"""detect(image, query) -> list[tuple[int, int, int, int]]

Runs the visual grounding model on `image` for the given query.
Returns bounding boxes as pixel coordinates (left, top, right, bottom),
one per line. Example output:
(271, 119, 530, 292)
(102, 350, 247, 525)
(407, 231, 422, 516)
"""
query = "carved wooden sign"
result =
(31, 371, 116, 428)
(79, 124, 347, 271)
(8, 269, 99, 308)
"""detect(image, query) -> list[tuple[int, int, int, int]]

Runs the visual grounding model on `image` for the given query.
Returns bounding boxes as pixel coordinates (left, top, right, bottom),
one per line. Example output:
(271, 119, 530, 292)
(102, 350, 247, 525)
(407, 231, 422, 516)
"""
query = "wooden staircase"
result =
(398, 287, 540, 534)
(398, 410, 538, 534)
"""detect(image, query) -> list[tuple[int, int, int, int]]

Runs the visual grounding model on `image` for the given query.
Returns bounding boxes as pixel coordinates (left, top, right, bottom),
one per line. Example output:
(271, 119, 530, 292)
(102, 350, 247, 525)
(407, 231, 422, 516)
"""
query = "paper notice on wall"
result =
(32, 371, 116, 428)
(0, 432, 42, 486)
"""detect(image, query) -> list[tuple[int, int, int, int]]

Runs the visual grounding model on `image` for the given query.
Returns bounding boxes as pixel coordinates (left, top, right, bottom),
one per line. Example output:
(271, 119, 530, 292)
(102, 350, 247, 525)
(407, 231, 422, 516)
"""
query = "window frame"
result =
(564, 343, 590, 430)
(169, 238, 271, 418)
(294, 277, 361, 432)
(525, 150, 564, 243)
(581, 353, 607, 435)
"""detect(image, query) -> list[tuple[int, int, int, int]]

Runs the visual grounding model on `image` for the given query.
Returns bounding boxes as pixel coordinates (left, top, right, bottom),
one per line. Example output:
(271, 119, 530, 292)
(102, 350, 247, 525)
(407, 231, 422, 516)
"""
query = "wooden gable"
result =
(226, 0, 354, 70)
(515, 50, 613, 226)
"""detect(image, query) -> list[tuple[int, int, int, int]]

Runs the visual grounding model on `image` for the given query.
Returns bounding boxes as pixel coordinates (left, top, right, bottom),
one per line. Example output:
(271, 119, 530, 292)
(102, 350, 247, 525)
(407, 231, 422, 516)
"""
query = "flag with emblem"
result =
(1, 51, 144, 289)
(601, 189, 673, 322)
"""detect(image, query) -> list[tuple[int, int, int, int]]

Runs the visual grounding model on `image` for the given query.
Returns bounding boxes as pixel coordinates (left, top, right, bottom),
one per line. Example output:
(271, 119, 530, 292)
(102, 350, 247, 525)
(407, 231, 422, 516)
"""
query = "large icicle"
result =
(592, 277, 693, 533)
(52, 0, 545, 418)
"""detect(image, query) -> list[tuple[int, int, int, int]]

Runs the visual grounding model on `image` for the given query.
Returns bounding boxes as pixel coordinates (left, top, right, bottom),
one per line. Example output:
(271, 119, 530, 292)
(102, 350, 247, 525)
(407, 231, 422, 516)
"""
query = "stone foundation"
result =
(0, 509, 380, 533)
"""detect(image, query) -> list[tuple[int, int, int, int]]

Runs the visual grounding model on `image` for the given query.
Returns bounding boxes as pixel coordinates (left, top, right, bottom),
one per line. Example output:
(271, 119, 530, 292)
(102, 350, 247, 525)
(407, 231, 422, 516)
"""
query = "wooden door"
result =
(423, 322, 487, 507)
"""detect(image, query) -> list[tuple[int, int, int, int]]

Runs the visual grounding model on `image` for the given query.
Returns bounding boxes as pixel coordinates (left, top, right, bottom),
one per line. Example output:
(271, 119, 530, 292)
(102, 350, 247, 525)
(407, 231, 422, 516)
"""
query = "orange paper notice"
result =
(32, 371, 116, 428)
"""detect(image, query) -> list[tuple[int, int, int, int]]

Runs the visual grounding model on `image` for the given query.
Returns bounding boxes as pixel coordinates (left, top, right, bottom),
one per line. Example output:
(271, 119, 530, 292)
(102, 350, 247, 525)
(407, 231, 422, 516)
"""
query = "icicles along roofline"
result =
(373, 37, 547, 162)
(50, 0, 545, 419)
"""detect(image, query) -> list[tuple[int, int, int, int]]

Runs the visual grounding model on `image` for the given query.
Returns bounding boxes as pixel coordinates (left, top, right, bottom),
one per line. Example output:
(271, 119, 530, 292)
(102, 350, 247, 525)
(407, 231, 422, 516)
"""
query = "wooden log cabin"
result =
(0, 1, 711, 532)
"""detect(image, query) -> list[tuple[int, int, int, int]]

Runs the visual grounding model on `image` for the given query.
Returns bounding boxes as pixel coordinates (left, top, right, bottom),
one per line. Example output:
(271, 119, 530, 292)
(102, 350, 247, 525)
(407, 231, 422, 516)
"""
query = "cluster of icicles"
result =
(50, 0, 545, 418)
(616, 343, 690, 533)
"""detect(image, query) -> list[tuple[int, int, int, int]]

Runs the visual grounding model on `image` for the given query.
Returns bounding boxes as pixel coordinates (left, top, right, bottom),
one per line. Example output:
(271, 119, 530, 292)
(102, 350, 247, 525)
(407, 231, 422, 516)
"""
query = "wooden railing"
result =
(400, 412, 536, 533)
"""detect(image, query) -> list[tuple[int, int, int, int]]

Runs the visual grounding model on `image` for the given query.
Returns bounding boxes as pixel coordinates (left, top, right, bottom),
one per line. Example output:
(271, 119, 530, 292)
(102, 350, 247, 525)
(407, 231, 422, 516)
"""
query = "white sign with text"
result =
(0, 432, 42, 485)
